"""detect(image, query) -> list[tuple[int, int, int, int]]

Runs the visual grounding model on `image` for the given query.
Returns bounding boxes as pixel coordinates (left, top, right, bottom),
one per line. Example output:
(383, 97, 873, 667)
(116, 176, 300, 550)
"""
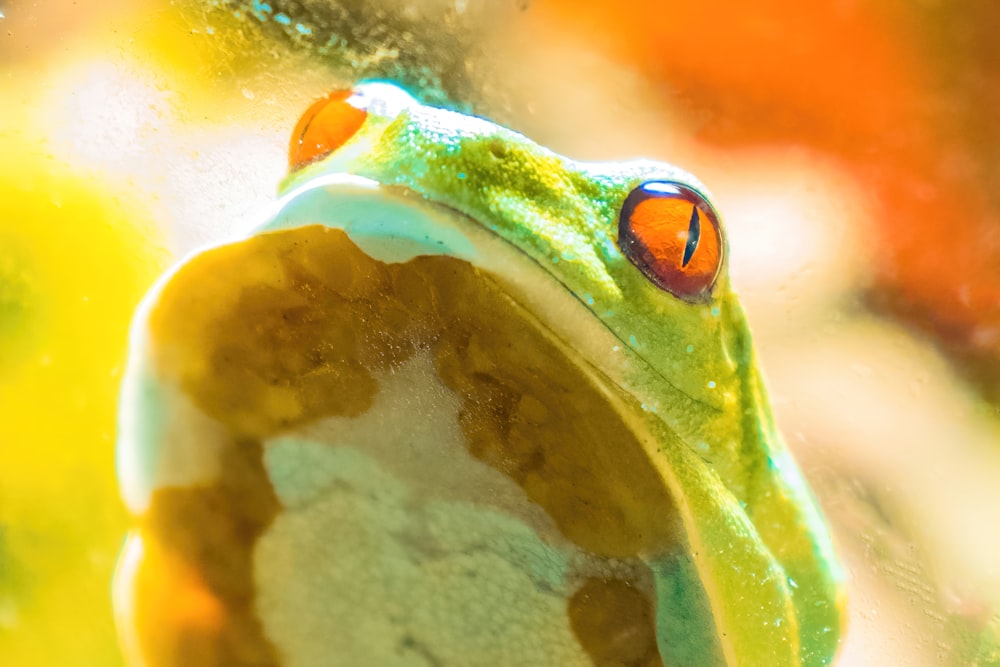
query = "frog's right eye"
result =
(617, 180, 724, 302)
(288, 89, 368, 171)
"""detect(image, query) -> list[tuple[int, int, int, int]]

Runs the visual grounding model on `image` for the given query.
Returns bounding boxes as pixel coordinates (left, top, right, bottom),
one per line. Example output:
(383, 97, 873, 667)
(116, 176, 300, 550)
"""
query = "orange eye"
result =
(288, 89, 368, 171)
(618, 181, 724, 301)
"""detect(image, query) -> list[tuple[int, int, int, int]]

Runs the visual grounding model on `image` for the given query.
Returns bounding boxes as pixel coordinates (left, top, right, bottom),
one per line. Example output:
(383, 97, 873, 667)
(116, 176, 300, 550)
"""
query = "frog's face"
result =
(277, 82, 738, 419)
(115, 82, 844, 666)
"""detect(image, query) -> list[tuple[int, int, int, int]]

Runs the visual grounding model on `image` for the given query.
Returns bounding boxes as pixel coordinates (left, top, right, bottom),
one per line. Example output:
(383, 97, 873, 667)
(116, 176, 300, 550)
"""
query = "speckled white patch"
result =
(254, 352, 597, 666)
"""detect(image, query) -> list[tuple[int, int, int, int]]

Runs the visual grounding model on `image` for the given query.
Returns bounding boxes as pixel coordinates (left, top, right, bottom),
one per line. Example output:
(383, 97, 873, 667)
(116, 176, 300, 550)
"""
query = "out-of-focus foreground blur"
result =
(2, 1, 999, 664)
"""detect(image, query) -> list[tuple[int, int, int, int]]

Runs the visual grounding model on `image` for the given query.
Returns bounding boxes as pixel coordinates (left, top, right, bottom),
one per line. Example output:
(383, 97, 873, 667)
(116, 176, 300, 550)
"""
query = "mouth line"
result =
(427, 196, 725, 418)
(260, 172, 723, 417)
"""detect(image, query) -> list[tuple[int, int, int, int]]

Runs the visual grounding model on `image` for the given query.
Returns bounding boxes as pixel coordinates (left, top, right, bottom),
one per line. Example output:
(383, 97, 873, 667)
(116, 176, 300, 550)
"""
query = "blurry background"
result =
(2, 0, 1000, 664)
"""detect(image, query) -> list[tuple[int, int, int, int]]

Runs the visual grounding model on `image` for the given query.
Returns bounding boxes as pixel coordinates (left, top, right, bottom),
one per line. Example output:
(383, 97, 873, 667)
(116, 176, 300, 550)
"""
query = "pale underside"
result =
(255, 351, 652, 666)
(115, 189, 684, 665)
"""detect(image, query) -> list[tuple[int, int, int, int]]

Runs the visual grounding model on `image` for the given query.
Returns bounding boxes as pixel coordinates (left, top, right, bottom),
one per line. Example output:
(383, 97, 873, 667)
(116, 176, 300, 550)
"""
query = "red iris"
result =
(288, 89, 368, 171)
(618, 181, 724, 301)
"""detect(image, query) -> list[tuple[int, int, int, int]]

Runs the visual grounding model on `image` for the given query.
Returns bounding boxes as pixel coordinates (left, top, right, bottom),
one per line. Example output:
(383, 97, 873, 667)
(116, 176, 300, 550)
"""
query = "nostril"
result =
(488, 139, 508, 160)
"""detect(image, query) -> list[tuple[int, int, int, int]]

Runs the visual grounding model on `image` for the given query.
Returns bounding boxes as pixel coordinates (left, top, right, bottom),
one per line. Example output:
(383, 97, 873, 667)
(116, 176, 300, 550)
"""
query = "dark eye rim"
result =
(617, 180, 726, 303)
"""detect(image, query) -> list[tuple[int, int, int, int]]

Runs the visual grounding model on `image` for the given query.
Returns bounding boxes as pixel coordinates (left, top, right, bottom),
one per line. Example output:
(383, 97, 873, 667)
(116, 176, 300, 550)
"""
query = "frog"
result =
(114, 81, 845, 667)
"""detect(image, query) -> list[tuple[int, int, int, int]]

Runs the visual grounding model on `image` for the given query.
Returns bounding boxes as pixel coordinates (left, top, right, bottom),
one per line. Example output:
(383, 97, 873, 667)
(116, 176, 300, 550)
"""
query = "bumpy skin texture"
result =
(116, 83, 845, 666)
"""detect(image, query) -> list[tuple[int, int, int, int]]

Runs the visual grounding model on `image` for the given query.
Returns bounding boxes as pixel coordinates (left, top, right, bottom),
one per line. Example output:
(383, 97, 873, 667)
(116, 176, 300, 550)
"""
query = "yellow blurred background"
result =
(2, 0, 1000, 664)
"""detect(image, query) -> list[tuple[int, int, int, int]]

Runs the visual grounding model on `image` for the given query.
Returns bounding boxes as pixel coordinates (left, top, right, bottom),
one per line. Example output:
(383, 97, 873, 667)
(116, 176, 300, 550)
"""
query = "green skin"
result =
(269, 82, 846, 665)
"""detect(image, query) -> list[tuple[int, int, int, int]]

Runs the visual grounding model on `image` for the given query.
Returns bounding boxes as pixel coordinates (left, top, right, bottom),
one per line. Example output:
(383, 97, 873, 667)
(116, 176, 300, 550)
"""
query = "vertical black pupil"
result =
(682, 205, 701, 267)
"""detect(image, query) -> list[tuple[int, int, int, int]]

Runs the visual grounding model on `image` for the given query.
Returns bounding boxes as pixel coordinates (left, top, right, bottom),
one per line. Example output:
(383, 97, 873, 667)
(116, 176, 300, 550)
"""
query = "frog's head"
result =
(117, 82, 844, 666)
(277, 82, 737, 421)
